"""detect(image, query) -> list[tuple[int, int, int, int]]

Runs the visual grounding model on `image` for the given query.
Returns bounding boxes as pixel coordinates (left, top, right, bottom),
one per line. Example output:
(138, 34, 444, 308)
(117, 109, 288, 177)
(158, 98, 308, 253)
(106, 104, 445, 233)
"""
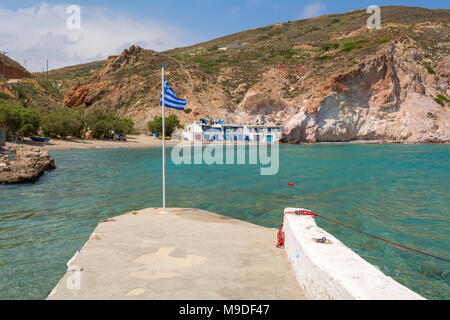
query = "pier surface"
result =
(48, 208, 305, 300)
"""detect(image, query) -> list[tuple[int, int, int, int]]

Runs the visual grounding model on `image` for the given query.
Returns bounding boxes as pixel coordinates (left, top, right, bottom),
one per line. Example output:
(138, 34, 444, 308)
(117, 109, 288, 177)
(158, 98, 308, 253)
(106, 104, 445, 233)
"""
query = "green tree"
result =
(18, 107, 40, 138)
(40, 107, 86, 139)
(86, 109, 134, 139)
(0, 102, 40, 141)
(147, 114, 183, 137)
(40, 109, 65, 138)
(0, 103, 23, 141)
(147, 116, 163, 136)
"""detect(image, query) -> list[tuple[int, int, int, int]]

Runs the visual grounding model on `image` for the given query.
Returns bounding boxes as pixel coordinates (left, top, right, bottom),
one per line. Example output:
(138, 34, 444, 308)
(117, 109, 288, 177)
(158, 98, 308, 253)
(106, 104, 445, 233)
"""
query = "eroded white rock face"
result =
(235, 37, 449, 143)
(275, 38, 449, 143)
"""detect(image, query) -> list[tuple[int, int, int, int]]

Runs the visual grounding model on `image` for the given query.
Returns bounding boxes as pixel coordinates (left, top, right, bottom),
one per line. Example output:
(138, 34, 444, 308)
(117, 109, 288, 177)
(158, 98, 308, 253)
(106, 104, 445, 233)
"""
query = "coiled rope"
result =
(277, 209, 450, 263)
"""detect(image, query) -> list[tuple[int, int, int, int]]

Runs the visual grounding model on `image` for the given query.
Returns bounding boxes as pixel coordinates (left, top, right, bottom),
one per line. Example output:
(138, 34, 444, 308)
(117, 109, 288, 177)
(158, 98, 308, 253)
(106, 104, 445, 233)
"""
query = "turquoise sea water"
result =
(0, 144, 448, 299)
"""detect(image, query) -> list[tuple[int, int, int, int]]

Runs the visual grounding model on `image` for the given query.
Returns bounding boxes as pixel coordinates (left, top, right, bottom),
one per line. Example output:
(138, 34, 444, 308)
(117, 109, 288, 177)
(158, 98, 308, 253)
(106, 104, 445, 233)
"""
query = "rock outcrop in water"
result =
(0, 147, 55, 184)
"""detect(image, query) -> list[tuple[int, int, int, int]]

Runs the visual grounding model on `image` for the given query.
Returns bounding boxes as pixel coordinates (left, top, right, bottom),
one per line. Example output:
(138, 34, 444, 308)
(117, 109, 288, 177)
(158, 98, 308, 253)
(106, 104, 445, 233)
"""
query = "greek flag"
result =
(160, 80, 187, 110)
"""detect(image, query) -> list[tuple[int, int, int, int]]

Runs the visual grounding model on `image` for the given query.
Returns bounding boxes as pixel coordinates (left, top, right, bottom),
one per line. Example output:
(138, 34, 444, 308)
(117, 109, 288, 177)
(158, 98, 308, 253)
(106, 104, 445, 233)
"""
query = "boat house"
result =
(0, 126, 5, 148)
(181, 120, 284, 143)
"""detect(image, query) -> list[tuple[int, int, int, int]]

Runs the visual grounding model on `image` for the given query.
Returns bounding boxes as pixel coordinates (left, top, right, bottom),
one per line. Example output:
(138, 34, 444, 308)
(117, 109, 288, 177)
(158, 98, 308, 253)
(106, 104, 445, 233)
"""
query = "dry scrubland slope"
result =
(6, 6, 450, 143)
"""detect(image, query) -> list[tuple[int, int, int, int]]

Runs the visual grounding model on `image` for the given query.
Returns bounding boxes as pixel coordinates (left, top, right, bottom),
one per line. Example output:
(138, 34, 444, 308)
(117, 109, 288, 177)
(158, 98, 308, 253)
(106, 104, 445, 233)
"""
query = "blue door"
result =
(267, 135, 273, 143)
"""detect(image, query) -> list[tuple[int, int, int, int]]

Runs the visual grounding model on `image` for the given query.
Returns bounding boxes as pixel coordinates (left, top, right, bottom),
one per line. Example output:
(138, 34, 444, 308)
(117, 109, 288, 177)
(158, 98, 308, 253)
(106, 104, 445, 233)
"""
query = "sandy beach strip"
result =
(5, 135, 180, 151)
(5, 136, 430, 152)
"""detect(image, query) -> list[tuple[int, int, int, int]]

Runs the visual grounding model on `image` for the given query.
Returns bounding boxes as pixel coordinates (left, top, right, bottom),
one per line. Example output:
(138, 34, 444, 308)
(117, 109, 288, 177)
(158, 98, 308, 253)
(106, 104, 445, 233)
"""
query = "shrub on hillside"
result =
(0, 92, 12, 100)
(422, 62, 436, 75)
(435, 94, 450, 106)
(279, 49, 295, 60)
(341, 40, 366, 52)
(321, 43, 339, 51)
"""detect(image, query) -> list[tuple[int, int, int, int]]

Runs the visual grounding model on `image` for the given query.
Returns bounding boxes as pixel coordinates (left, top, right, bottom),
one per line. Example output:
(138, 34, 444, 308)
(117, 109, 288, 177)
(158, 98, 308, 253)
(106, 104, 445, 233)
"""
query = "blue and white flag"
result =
(160, 80, 187, 111)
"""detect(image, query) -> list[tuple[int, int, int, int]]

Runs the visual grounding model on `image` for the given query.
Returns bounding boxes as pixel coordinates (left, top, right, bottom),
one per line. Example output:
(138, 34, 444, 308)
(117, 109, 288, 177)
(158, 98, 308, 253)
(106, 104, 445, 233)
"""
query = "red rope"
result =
(276, 210, 315, 248)
(276, 213, 287, 248)
(277, 209, 450, 263)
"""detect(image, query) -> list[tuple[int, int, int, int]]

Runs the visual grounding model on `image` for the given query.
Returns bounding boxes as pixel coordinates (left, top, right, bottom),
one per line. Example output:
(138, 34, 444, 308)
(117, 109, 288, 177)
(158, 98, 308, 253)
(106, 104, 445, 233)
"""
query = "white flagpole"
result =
(161, 64, 167, 214)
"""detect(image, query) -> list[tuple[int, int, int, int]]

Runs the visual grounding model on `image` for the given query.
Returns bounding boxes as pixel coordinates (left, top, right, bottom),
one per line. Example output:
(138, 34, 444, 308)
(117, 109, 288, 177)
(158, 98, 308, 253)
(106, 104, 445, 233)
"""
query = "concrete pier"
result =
(48, 208, 306, 300)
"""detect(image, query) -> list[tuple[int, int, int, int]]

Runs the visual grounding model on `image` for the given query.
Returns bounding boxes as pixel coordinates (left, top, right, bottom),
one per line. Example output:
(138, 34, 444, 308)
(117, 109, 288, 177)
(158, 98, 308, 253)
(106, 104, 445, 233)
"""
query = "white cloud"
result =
(0, 2, 198, 72)
(300, 2, 327, 19)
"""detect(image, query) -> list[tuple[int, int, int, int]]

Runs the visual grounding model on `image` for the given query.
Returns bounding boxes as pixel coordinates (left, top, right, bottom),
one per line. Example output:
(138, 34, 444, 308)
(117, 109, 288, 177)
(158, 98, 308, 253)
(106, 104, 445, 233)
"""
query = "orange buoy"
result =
(288, 182, 294, 187)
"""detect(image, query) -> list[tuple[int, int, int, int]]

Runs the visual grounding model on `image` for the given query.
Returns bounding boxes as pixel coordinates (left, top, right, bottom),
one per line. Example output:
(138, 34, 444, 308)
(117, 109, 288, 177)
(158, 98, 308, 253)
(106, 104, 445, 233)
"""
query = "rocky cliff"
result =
(280, 37, 450, 143)
(61, 6, 449, 143)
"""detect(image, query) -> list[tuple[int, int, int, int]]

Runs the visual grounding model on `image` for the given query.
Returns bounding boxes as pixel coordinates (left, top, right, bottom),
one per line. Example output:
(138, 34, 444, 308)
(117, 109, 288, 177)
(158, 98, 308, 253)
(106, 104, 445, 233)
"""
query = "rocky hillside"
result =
(61, 6, 449, 143)
(0, 55, 62, 111)
(63, 45, 231, 131)
(0, 77, 62, 111)
(0, 55, 31, 82)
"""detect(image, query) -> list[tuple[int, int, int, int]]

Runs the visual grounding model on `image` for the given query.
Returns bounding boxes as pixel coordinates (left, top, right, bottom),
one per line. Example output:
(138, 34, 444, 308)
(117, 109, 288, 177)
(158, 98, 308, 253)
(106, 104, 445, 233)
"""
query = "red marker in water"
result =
(288, 182, 295, 187)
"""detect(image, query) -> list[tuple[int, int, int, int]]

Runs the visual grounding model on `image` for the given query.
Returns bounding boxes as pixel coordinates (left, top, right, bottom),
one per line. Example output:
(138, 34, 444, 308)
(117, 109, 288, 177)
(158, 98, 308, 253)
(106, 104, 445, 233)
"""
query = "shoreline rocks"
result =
(0, 146, 56, 185)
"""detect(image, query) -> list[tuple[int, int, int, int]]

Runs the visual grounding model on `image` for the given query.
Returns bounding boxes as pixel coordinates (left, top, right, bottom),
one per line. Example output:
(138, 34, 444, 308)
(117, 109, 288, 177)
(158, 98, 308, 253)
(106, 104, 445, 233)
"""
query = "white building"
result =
(181, 121, 283, 143)
(218, 43, 248, 52)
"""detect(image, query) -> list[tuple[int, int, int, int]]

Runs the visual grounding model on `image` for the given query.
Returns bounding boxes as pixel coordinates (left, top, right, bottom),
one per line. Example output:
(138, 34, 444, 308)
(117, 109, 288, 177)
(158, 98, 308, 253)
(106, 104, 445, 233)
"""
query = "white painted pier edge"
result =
(283, 208, 425, 300)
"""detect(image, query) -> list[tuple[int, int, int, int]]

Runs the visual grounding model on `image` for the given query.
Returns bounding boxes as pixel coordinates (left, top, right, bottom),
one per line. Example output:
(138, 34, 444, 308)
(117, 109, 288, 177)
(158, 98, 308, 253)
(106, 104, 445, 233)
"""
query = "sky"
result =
(0, 0, 448, 72)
